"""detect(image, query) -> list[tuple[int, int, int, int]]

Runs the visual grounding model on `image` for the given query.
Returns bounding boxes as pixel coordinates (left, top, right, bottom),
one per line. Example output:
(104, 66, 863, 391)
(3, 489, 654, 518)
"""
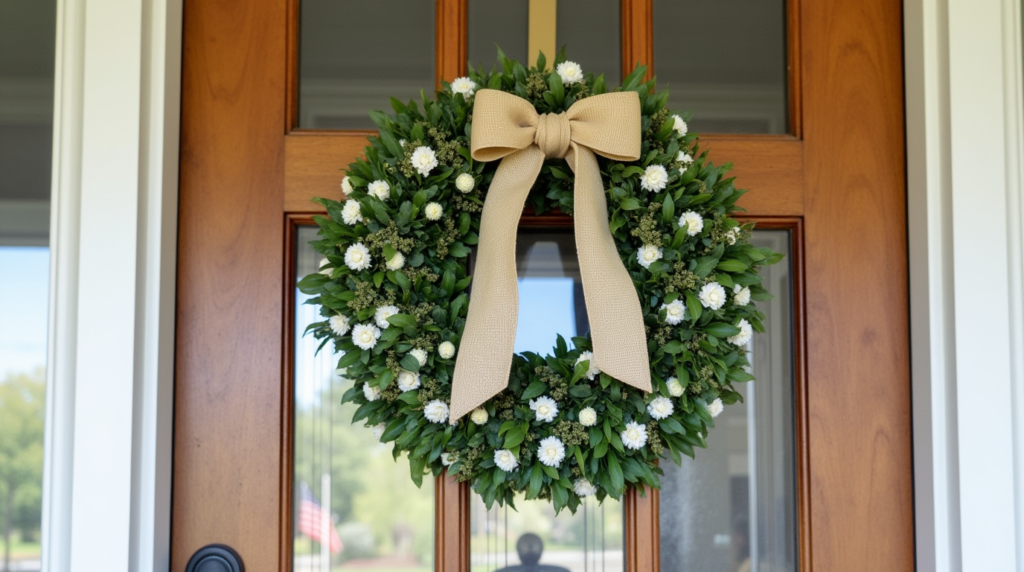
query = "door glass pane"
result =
(0, 1, 56, 570)
(470, 229, 624, 571)
(293, 226, 434, 572)
(468, 0, 620, 80)
(298, 1, 435, 130)
(659, 230, 797, 571)
(653, 0, 788, 134)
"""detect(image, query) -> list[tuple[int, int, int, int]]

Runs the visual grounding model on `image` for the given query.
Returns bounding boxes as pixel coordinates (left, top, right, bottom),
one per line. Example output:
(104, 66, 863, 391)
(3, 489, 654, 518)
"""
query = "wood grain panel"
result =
(435, 473, 471, 572)
(625, 486, 660, 572)
(802, 0, 913, 569)
(436, 0, 468, 88)
(621, 0, 654, 81)
(284, 132, 804, 216)
(173, 0, 286, 570)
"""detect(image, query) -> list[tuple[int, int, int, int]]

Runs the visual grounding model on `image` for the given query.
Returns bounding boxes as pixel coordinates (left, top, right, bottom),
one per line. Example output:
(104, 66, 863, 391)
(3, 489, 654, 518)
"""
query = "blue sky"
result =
(514, 277, 579, 354)
(0, 247, 49, 378)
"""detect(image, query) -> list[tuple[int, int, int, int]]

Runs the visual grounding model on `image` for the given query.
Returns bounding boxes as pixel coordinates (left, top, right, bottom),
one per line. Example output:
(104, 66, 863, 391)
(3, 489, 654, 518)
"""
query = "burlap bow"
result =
(449, 89, 652, 422)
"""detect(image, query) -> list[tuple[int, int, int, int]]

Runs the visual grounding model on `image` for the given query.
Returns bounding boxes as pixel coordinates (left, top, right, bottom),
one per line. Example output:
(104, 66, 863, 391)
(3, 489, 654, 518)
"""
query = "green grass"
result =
(2, 530, 42, 560)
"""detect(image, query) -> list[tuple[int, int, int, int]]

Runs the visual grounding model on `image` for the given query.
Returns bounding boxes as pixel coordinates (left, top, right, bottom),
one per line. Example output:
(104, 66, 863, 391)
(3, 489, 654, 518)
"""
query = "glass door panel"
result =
(652, 0, 788, 134)
(298, 0, 436, 129)
(468, 0, 620, 79)
(659, 229, 797, 572)
(469, 229, 624, 571)
(293, 226, 435, 572)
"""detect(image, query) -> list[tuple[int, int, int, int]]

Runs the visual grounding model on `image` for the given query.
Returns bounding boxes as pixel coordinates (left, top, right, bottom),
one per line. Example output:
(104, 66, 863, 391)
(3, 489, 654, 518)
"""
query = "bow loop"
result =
(450, 88, 650, 422)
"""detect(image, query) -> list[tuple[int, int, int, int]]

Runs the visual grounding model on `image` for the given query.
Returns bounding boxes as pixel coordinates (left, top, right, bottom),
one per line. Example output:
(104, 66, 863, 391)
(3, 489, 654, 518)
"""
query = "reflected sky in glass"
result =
(514, 277, 577, 355)
(0, 247, 49, 376)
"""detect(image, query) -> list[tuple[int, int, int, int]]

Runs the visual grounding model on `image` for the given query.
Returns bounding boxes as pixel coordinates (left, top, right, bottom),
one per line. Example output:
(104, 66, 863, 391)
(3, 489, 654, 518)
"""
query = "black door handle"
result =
(185, 544, 244, 572)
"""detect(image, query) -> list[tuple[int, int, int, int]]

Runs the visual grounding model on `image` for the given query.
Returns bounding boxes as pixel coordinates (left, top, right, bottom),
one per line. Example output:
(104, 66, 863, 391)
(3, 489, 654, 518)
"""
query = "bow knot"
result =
(450, 89, 652, 422)
(534, 113, 571, 159)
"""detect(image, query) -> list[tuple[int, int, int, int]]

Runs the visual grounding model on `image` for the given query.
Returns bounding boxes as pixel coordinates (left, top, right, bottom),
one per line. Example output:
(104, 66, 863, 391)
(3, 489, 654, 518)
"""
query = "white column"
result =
(43, 0, 181, 570)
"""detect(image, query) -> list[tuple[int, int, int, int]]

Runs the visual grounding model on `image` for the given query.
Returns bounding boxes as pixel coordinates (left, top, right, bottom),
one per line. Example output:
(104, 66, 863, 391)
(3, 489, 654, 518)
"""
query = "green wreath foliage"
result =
(298, 49, 782, 513)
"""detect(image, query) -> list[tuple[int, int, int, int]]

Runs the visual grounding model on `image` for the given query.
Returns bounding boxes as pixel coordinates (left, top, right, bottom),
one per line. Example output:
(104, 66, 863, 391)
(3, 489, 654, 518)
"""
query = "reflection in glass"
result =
(514, 231, 588, 354)
(659, 230, 797, 572)
(653, 0, 788, 134)
(293, 227, 434, 572)
(0, 1, 55, 570)
(468, 0, 620, 81)
(470, 229, 622, 572)
(298, 1, 435, 129)
(471, 493, 623, 572)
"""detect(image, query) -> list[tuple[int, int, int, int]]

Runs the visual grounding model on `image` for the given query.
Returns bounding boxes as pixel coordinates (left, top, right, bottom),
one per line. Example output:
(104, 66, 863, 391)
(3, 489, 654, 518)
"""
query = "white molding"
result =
(1003, 0, 1024, 565)
(41, 1, 84, 570)
(42, 0, 181, 570)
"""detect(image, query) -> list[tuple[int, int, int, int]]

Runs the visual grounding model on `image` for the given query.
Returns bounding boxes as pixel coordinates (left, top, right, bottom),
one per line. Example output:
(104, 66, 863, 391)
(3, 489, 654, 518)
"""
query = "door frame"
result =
(172, 1, 913, 571)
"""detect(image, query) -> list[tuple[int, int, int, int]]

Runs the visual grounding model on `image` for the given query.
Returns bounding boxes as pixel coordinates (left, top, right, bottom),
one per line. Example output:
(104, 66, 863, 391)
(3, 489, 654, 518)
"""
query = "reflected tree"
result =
(0, 369, 45, 571)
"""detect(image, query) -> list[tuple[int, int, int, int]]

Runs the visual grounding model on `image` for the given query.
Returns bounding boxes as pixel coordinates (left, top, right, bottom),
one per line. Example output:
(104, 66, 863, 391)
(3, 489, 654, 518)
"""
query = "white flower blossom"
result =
(621, 421, 648, 450)
(707, 398, 724, 418)
(341, 175, 354, 195)
(441, 452, 459, 466)
(537, 436, 566, 468)
(329, 314, 350, 336)
(342, 200, 364, 225)
(438, 341, 456, 359)
(678, 211, 704, 236)
(374, 305, 400, 329)
(367, 179, 390, 201)
(677, 151, 693, 165)
(556, 61, 584, 84)
(371, 422, 386, 441)
(411, 146, 439, 177)
(409, 348, 428, 367)
(574, 478, 598, 497)
(470, 408, 489, 425)
(397, 369, 421, 391)
(640, 164, 669, 192)
(647, 396, 674, 420)
(319, 258, 332, 276)
(733, 285, 751, 306)
(530, 396, 559, 423)
(698, 282, 727, 310)
(671, 114, 688, 136)
(424, 202, 443, 220)
(455, 173, 475, 193)
(424, 400, 450, 424)
(451, 76, 477, 97)
(362, 383, 381, 402)
(352, 323, 381, 350)
(575, 351, 600, 380)
(725, 227, 741, 245)
(578, 407, 598, 427)
(386, 251, 405, 270)
(494, 449, 519, 472)
(636, 245, 663, 269)
(660, 299, 687, 325)
(344, 243, 372, 271)
(666, 377, 685, 397)
(727, 318, 753, 347)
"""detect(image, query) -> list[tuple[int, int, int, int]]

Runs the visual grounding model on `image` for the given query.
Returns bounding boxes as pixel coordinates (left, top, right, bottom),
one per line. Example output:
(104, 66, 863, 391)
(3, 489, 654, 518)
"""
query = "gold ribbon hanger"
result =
(449, 89, 652, 422)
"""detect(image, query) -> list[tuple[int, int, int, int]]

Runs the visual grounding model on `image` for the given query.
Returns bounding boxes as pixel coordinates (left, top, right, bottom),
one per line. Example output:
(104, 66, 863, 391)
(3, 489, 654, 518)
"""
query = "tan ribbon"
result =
(450, 89, 652, 422)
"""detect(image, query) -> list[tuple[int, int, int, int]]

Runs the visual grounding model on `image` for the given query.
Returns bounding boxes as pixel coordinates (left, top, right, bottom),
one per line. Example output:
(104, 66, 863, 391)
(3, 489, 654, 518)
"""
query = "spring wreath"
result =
(298, 49, 782, 513)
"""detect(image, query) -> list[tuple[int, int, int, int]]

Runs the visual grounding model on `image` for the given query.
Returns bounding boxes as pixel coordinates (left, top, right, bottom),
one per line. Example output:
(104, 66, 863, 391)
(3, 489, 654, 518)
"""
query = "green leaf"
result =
(528, 465, 544, 498)
(504, 427, 526, 449)
(685, 292, 703, 322)
(400, 353, 422, 372)
(663, 341, 685, 354)
(386, 313, 417, 329)
(607, 455, 624, 494)
(619, 198, 642, 211)
(521, 380, 547, 401)
(705, 322, 741, 338)
(569, 385, 592, 398)
(716, 259, 749, 272)
(336, 350, 362, 368)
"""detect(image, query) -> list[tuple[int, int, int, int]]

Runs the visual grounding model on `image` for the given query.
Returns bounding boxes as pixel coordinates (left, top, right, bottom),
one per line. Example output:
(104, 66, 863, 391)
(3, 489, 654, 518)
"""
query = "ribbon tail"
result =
(450, 147, 546, 422)
(569, 145, 652, 393)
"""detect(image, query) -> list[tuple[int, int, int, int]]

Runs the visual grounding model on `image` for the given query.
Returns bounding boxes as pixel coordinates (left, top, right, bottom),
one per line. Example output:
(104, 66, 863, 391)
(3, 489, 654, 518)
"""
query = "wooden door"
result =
(172, 1, 912, 571)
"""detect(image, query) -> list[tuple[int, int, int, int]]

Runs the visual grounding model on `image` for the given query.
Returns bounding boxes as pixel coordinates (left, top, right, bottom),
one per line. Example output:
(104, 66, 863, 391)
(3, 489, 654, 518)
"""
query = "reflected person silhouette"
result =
(492, 533, 570, 572)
